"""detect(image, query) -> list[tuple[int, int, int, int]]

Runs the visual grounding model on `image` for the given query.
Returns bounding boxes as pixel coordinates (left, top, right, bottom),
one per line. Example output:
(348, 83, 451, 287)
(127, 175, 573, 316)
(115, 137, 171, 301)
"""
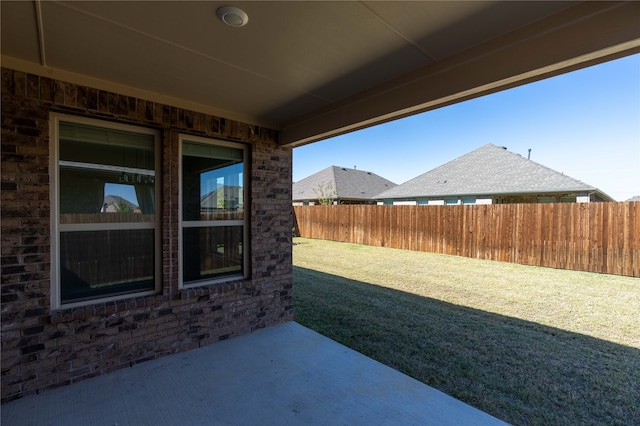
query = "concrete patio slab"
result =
(1, 322, 508, 425)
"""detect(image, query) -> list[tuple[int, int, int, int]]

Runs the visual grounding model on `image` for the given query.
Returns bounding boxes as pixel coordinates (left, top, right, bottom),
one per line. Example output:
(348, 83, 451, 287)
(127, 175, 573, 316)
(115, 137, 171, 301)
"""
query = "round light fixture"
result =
(217, 6, 249, 27)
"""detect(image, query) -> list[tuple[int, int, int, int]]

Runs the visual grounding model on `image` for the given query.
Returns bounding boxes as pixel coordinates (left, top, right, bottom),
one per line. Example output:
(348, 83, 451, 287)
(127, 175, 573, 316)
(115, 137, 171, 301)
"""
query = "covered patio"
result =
(1, 322, 506, 425)
(2, 0, 639, 418)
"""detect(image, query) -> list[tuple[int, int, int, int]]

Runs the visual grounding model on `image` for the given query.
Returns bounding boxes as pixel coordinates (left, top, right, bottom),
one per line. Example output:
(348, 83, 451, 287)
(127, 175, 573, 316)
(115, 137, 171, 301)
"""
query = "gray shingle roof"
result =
(293, 166, 396, 201)
(102, 195, 139, 210)
(376, 144, 611, 200)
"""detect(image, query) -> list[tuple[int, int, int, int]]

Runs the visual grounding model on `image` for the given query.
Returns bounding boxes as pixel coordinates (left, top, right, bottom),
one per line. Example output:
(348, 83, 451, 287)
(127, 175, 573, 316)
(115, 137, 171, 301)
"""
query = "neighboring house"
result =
(293, 166, 396, 205)
(201, 186, 243, 212)
(626, 195, 640, 202)
(101, 195, 141, 213)
(376, 144, 614, 205)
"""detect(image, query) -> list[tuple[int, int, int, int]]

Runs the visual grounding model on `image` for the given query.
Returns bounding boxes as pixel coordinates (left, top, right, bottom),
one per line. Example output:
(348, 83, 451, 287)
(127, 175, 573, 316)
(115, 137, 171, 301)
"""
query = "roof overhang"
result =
(2, 1, 639, 147)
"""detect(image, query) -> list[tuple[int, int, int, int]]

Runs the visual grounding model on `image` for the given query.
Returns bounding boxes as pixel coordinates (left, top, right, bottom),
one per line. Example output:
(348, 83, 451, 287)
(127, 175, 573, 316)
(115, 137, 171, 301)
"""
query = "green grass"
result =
(293, 237, 640, 426)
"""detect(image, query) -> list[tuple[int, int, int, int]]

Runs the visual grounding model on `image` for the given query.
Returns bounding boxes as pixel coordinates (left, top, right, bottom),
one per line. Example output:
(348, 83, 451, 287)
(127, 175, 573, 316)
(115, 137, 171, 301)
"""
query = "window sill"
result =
(179, 275, 249, 300)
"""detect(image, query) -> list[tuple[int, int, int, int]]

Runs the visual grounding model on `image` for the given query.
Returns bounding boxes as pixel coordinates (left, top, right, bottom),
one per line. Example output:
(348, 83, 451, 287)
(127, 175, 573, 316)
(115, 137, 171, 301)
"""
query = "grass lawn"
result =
(292, 237, 640, 426)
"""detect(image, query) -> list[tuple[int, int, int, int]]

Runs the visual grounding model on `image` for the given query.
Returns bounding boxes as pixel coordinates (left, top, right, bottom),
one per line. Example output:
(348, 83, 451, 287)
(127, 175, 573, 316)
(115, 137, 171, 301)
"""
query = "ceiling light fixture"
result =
(217, 6, 249, 27)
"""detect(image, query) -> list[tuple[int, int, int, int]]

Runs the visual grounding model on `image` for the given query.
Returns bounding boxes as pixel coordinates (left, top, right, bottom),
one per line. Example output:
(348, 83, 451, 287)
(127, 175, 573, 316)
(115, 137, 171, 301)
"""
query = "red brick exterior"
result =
(1, 68, 293, 402)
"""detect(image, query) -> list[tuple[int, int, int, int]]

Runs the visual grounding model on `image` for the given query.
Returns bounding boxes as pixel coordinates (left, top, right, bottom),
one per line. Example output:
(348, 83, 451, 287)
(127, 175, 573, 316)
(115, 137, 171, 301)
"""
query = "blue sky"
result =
(293, 53, 640, 202)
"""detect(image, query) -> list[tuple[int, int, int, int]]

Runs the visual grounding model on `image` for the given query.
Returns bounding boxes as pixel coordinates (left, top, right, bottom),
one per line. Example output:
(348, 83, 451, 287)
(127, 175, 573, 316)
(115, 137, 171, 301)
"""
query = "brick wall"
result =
(1, 68, 294, 402)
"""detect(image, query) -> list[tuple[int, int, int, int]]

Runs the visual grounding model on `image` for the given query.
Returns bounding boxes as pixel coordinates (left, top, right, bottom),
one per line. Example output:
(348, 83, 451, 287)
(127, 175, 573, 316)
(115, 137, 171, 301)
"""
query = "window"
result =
(462, 197, 476, 205)
(180, 135, 248, 287)
(51, 114, 160, 308)
(538, 196, 556, 203)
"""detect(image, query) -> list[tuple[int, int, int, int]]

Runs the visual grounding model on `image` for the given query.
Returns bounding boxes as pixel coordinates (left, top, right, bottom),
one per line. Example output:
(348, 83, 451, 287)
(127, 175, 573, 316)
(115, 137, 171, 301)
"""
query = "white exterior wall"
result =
(476, 197, 493, 205)
(576, 192, 591, 203)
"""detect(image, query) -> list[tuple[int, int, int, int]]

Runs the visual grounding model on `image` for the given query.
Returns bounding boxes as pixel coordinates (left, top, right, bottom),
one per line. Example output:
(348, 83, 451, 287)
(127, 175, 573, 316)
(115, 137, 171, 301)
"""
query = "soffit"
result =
(2, 1, 639, 146)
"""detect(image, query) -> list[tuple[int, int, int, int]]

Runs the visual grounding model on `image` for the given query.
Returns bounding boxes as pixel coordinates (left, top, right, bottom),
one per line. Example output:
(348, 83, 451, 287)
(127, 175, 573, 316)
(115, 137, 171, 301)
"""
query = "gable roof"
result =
(376, 144, 614, 201)
(102, 195, 139, 211)
(201, 186, 243, 208)
(293, 166, 396, 201)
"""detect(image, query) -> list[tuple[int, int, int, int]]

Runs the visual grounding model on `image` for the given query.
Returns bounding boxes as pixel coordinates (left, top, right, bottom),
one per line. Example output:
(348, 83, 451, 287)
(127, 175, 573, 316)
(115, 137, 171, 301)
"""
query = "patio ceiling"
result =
(2, 1, 639, 147)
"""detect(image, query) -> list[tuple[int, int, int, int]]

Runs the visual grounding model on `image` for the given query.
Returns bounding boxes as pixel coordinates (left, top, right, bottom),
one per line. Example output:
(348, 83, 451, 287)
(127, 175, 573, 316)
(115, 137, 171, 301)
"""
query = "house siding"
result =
(0, 68, 293, 402)
(382, 193, 592, 206)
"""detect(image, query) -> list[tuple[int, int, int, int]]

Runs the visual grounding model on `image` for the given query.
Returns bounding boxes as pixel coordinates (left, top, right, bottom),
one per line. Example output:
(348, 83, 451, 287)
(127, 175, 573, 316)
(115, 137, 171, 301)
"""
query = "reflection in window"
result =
(54, 118, 158, 306)
(59, 122, 155, 219)
(182, 143, 244, 222)
(102, 184, 141, 213)
(181, 137, 247, 286)
(60, 229, 154, 302)
(182, 226, 243, 283)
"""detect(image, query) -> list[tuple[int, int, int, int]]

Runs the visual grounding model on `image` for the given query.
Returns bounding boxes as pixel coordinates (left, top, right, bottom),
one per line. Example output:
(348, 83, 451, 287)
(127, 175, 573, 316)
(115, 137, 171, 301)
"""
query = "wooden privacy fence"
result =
(293, 203, 640, 277)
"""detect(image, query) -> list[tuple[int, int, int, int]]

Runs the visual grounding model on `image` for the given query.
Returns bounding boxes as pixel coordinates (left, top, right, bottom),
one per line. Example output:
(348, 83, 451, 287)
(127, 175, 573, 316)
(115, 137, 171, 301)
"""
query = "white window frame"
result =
(50, 113, 161, 309)
(178, 134, 249, 289)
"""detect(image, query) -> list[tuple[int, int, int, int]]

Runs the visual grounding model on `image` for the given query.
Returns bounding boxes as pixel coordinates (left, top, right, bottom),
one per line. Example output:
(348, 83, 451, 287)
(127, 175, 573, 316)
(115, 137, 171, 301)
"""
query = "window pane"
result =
(103, 183, 141, 213)
(182, 141, 244, 221)
(182, 226, 243, 283)
(59, 122, 155, 170)
(60, 229, 155, 303)
(59, 122, 155, 223)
